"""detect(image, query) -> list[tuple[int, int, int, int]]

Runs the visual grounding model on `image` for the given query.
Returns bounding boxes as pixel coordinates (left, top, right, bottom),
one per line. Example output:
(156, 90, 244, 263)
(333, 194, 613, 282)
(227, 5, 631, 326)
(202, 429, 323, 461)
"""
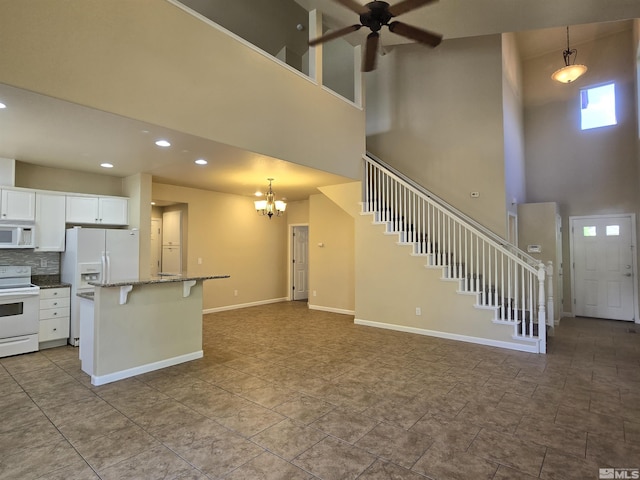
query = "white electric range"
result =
(0, 266, 40, 358)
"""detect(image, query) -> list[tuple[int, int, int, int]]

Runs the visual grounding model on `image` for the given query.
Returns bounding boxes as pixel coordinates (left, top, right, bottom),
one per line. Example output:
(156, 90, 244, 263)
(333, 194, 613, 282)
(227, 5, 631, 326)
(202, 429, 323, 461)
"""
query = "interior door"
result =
(572, 215, 635, 321)
(292, 226, 308, 301)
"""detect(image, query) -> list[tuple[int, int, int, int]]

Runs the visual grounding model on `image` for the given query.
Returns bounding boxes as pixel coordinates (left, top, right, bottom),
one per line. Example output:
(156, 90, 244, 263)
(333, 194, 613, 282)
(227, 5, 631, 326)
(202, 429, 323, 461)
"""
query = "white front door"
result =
(292, 226, 308, 301)
(572, 215, 636, 321)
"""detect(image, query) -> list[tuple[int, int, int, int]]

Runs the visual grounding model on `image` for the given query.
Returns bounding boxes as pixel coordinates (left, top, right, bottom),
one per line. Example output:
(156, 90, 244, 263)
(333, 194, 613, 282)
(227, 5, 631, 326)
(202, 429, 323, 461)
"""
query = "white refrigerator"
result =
(61, 227, 140, 346)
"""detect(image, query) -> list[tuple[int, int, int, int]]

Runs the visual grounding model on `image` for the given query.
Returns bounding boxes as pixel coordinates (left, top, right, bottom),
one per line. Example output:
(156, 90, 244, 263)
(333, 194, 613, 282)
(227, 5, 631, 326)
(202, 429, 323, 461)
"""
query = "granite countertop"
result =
(32, 275, 72, 289)
(87, 273, 230, 288)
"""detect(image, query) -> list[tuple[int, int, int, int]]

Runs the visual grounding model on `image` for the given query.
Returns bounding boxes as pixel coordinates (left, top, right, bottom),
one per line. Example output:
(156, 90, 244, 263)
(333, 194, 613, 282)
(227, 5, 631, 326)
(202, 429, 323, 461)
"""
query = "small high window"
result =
(580, 83, 617, 130)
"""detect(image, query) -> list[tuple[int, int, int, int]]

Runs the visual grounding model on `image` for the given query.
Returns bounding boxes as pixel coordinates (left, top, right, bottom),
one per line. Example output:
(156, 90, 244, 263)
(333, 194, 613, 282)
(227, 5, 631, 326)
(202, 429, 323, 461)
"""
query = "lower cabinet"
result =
(39, 287, 70, 348)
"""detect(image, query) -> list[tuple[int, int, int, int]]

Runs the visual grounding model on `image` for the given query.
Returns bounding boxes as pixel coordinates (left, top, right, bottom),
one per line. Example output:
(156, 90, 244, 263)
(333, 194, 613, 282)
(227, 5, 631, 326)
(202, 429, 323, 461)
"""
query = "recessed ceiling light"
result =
(255, 191, 263, 197)
(0, 102, 6, 109)
(151, 201, 156, 205)
(194, 159, 208, 165)
(155, 139, 171, 147)
(100, 163, 114, 168)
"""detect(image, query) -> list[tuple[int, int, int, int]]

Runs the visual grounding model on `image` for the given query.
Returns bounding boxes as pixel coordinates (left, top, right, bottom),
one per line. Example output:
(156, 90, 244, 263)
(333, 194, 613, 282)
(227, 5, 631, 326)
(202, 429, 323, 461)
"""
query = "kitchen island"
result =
(79, 274, 229, 386)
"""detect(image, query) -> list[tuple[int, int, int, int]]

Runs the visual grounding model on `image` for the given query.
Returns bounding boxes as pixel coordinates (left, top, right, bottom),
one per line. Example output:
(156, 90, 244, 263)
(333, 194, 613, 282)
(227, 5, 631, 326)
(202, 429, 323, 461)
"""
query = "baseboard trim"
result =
(203, 298, 288, 314)
(90, 350, 203, 386)
(354, 318, 539, 353)
(308, 304, 355, 316)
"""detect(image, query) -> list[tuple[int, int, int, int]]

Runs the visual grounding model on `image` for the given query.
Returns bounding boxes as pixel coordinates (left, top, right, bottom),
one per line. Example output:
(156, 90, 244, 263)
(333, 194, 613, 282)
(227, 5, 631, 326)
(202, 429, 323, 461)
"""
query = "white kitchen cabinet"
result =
(35, 193, 66, 251)
(162, 245, 182, 274)
(66, 195, 128, 225)
(39, 287, 70, 348)
(1, 188, 35, 221)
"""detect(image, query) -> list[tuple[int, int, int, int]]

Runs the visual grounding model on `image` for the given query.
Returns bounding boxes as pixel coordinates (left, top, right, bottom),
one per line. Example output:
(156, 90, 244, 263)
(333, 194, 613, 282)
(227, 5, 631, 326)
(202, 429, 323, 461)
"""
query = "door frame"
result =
(569, 213, 639, 323)
(288, 223, 309, 301)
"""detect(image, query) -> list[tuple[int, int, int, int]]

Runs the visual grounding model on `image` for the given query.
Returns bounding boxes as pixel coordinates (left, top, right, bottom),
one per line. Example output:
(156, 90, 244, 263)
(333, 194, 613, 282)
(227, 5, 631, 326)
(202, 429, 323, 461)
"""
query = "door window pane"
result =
(583, 226, 597, 237)
(606, 225, 620, 236)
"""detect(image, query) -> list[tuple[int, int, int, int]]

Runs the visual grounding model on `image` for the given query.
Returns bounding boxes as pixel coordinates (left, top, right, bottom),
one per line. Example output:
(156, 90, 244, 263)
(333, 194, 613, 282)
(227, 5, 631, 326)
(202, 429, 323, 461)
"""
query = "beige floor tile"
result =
(292, 436, 376, 480)
(311, 408, 379, 444)
(97, 445, 196, 480)
(412, 441, 498, 480)
(467, 428, 546, 477)
(515, 415, 587, 458)
(251, 418, 327, 460)
(540, 449, 603, 480)
(355, 422, 434, 468)
(224, 451, 314, 480)
(2, 305, 640, 479)
(176, 428, 265, 478)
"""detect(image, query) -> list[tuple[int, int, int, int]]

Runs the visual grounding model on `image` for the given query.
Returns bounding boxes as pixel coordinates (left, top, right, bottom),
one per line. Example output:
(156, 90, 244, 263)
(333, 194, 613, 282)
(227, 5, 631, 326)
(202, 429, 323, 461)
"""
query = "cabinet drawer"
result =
(40, 288, 70, 300)
(39, 317, 69, 342)
(40, 297, 70, 310)
(39, 307, 69, 321)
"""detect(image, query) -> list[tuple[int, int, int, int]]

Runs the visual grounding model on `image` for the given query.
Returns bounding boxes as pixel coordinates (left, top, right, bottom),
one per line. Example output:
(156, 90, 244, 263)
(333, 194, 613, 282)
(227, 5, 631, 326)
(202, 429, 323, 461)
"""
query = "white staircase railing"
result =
(363, 155, 548, 353)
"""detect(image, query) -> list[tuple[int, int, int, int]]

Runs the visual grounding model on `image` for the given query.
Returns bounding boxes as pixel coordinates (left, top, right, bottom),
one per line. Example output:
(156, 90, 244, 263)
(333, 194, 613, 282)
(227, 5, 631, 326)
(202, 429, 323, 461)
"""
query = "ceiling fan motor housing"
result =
(361, 1, 392, 32)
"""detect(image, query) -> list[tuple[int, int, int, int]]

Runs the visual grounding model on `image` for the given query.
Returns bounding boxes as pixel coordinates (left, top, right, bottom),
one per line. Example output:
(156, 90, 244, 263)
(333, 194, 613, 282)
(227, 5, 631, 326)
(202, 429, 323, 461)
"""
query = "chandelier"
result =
(551, 26, 587, 84)
(254, 178, 286, 219)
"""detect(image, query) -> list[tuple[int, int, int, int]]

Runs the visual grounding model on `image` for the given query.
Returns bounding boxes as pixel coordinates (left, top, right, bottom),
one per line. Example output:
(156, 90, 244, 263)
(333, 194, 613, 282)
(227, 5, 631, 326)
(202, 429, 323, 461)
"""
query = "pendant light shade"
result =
(551, 26, 587, 84)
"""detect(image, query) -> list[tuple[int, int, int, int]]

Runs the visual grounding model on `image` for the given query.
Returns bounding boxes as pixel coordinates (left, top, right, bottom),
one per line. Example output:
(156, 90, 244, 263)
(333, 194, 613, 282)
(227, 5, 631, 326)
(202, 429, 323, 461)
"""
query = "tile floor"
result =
(1, 301, 640, 479)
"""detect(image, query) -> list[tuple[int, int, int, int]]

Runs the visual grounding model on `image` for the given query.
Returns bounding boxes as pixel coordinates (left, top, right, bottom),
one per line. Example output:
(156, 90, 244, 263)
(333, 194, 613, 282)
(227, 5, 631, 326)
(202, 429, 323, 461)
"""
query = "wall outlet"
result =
(40, 258, 47, 267)
(313, 290, 317, 297)
(415, 307, 422, 316)
(197, 257, 203, 265)
(234, 290, 238, 296)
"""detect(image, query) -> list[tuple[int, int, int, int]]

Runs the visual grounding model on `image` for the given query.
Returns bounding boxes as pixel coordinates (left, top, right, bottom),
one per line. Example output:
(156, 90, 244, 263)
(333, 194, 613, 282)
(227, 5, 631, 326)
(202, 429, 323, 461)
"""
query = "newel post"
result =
(546, 261, 554, 328)
(537, 263, 547, 354)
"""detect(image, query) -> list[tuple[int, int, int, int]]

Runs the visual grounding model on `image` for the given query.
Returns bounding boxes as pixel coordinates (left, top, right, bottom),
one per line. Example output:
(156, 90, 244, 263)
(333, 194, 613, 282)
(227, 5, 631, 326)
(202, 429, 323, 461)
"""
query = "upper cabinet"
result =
(35, 193, 66, 252)
(66, 195, 128, 226)
(1, 189, 36, 221)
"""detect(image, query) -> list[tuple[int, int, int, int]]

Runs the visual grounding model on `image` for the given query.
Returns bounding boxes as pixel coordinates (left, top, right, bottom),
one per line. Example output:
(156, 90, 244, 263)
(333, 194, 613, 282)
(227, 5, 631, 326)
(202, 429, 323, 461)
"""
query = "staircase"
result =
(361, 155, 550, 353)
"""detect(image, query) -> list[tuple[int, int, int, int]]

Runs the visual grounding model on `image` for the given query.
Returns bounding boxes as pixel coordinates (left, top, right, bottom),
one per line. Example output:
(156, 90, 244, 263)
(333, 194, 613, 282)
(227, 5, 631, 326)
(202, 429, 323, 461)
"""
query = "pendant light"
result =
(254, 178, 286, 219)
(551, 26, 587, 84)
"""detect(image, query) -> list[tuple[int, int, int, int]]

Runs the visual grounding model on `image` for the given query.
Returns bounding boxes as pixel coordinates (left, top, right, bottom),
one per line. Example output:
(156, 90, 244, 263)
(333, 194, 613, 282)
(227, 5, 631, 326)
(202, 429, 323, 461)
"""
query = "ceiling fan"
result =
(308, 0, 442, 72)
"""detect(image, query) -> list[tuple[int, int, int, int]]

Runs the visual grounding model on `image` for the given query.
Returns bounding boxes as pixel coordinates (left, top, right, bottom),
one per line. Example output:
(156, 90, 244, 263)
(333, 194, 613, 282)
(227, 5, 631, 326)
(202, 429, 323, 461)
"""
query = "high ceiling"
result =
(0, 1, 636, 202)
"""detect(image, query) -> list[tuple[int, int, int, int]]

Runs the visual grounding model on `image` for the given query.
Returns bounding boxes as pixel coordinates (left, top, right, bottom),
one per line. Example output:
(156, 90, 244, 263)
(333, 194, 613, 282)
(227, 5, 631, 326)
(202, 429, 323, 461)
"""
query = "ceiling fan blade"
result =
(388, 21, 442, 47)
(309, 24, 362, 46)
(388, 0, 438, 17)
(362, 32, 380, 72)
(333, 0, 369, 15)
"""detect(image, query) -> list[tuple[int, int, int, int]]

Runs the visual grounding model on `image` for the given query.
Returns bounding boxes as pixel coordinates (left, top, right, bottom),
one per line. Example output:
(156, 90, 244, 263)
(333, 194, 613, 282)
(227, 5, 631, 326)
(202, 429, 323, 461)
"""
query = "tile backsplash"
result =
(0, 250, 60, 275)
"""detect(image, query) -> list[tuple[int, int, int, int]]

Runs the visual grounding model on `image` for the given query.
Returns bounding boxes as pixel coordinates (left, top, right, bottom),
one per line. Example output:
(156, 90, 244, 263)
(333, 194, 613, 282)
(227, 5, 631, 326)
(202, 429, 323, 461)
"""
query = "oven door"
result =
(0, 288, 40, 338)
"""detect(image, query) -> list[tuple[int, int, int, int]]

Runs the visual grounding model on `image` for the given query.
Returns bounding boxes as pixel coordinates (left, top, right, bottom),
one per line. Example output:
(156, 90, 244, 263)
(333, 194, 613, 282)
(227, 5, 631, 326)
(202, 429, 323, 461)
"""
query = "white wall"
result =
(523, 28, 640, 311)
(366, 35, 509, 237)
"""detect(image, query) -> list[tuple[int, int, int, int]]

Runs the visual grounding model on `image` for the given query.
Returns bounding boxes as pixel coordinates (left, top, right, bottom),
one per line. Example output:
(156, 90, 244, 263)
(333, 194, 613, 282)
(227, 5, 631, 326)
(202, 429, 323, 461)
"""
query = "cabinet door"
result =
(66, 196, 99, 224)
(162, 246, 182, 274)
(1, 189, 35, 221)
(99, 197, 128, 225)
(35, 193, 66, 251)
(162, 210, 181, 245)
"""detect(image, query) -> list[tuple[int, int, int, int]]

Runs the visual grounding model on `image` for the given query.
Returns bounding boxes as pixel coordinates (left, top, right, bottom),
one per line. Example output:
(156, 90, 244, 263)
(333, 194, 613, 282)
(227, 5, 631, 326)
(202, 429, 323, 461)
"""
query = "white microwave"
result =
(0, 225, 35, 249)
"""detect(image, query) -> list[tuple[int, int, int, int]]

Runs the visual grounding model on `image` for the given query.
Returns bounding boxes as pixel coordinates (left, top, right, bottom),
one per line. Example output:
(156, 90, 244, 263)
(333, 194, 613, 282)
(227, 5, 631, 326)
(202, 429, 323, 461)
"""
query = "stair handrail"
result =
(364, 153, 540, 267)
(363, 154, 548, 352)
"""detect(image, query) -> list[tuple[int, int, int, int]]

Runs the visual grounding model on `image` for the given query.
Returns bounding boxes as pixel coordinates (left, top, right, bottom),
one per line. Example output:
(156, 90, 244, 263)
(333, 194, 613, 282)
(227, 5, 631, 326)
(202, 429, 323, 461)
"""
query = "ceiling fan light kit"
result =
(309, 0, 442, 72)
(551, 26, 588, 84)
